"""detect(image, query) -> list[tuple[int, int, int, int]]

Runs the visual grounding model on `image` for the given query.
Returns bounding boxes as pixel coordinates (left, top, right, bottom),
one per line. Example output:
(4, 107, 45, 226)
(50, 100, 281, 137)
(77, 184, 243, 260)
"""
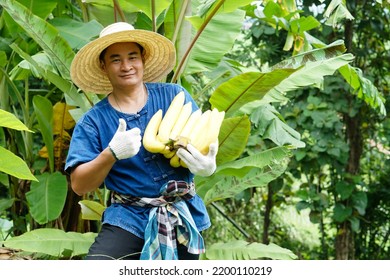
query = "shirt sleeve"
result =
(64, 116, 102, 174)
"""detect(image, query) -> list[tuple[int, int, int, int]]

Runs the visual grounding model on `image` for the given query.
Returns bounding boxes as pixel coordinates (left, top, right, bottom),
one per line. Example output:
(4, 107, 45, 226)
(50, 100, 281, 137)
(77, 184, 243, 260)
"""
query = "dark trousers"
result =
(86, 224, 200, 260)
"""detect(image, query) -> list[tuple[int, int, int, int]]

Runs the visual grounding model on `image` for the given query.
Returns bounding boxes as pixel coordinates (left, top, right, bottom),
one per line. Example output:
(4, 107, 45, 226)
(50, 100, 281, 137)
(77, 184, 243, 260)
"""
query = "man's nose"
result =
(121, 60, 132, 71)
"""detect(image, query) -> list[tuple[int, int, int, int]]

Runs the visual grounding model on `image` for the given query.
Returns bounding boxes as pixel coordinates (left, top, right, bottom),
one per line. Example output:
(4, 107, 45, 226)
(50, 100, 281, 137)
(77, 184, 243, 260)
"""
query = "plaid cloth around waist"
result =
(111, 180, 205, 260)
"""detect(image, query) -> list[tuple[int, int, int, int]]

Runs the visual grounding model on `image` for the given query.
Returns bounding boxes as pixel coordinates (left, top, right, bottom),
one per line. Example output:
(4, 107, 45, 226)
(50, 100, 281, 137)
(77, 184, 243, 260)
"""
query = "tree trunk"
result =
(335, 5, 362, 259)
(262, 184, 273, 245)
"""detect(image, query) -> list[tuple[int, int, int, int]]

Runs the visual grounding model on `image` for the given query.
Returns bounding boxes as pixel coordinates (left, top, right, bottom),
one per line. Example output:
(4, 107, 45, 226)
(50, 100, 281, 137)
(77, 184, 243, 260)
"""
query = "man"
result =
(65, 22, 218, 260)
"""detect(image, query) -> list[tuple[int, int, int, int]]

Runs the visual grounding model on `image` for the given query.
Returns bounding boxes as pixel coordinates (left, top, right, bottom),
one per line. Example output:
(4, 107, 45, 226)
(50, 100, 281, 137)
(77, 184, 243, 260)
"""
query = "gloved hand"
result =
(176, 142, 218, 177)
(108, 118, 141, 160)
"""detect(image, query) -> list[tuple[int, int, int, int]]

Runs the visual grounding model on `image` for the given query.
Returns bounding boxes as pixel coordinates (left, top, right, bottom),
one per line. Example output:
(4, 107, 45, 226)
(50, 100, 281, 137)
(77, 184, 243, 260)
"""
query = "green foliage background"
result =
(0, 0, 389, 260)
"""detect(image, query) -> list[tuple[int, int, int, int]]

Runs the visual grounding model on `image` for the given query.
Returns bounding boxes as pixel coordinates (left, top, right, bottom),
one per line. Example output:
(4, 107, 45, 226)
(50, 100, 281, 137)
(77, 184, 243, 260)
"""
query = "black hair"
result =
(99, 42, 145, 63)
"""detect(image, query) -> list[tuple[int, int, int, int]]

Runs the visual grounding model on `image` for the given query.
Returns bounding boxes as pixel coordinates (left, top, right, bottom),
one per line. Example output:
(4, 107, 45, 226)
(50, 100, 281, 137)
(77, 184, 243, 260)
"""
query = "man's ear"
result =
(141, 50, 146, 65)
(100, 61, 106, 72)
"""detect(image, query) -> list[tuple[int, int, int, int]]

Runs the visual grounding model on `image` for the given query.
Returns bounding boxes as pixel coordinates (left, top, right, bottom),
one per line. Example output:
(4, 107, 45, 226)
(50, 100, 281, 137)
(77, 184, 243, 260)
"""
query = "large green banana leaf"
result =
(239, 40, 355, 114)
(26, 172, 68, 225)
(270, 40, 354, 91)
(171, 0, 253, 80)
(82, 0, 170, 27)
(197, 146, 290, 204)
(9, 43, 95, 118)
(0, 0, 74, 80)
(49, 18, 102, 50)
(123, 0, 172, 21)
(217, 115, 251, 165)
(0, 109, 32, 132)
(210, 69, 298, 117)
(0, 110, 37, 181)
(339, 64, 386, 116)
(1, 0, 98, 118)
(204, 240, 297, 260)
(16, 0, 57, 19)
(32, 95, 54, 173)
(249, 104, 306, 148)
(0, 146, 37, 181)
(184, 6, 245, 75)
(2, 228, 96, 258)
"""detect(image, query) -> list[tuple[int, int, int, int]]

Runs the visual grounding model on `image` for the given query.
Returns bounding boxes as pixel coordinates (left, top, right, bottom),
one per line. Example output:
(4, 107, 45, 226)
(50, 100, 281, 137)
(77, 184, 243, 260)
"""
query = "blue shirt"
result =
(65, 83, 211, 239)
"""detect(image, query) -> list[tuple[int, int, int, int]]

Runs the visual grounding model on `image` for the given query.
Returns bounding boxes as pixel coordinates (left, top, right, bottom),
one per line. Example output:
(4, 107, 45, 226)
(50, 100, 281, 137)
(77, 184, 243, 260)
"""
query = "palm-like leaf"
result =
(249, 104, 305, 148)
(197, 147, 290, 203)
(172, 0, 253, 81)
(184, 8, 246, 75)
(339, 64, 386, 116)
(270, 40, 354, 93)
(9, 43, 95, 117)
(204, 240, 297, 260)
(0, 0, 74, 79)
(2, 228, 96, 258)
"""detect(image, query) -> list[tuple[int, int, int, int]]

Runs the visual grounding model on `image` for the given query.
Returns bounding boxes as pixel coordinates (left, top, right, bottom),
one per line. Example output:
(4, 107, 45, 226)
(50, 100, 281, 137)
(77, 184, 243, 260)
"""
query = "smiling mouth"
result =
(120, 73, 134, 78)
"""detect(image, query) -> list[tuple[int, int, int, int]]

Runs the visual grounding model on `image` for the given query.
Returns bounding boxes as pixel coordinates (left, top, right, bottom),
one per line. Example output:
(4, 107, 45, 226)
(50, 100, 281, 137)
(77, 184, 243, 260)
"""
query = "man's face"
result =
(101, 42, 145, 90)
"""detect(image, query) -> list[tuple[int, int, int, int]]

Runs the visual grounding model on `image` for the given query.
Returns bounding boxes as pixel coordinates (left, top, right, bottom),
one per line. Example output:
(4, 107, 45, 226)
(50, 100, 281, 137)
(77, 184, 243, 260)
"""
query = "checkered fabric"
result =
(111, 180, 205, 260)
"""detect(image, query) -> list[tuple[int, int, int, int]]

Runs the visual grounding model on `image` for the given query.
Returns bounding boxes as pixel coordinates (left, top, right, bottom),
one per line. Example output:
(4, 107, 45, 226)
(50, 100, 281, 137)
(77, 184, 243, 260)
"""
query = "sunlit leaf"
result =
(333, 203, 352, 222)
(205, 240, 297, 260)
(2, 228, 96, 257)
(0, 146, 37, 181)
(198, 147, 290, 203)
(0, 0, 74, 79)
(0, 109, 32, 132)
(79, 200, 106, 221)
(53, 102, 76, 133)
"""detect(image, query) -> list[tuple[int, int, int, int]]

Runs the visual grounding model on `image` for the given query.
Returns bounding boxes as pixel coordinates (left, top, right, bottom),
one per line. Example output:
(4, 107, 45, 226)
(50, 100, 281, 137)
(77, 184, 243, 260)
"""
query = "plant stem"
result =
(211, 201, 251, 240)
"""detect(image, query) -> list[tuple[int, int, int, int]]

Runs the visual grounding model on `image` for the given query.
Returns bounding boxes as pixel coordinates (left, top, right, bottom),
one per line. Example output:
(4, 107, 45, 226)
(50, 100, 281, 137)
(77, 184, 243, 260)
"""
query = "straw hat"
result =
(70, 22, 176, 94)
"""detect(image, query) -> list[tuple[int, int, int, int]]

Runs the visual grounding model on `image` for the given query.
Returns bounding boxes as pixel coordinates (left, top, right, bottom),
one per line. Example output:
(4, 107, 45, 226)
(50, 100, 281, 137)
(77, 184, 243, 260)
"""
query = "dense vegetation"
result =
(0, 0, 389, 260)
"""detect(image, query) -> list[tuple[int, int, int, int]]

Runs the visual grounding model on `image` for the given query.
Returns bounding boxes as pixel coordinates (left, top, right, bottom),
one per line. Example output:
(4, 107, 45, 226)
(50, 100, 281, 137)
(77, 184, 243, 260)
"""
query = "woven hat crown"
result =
(100, 22, 135, 37)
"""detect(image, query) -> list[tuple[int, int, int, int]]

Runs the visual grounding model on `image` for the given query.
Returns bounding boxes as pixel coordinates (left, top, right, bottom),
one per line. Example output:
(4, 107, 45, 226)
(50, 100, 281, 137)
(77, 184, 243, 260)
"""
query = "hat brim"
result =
(70, 29, 176, 94)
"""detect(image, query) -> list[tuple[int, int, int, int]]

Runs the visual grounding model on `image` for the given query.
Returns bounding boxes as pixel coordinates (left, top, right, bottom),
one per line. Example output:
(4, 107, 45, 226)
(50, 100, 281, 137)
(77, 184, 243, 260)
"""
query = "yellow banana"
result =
(163, 149, 176, 158)
(178, 109, 202, 139)
(157, 91, 185, 144)
(169, 154, 181, 168)
(172, 108, 201, 150)
(169, 102, 193, 141)
(197, 108, 225, 154)
(142, 109, 166, 153)
(188, 110, 211, 151)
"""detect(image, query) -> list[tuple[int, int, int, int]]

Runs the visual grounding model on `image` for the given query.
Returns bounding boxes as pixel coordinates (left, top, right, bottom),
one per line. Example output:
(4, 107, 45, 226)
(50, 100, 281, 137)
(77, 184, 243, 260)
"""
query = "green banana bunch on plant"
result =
(142, 91, 225, 168)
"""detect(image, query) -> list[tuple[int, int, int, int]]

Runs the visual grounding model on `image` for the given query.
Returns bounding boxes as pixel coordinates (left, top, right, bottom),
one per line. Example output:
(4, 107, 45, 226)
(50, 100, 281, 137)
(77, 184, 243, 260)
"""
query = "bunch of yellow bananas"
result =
(143, 91, 225, 168)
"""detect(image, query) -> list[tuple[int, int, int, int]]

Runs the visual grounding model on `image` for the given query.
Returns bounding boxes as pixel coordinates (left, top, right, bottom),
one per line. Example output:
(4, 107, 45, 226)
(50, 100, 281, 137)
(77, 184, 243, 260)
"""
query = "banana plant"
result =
(0, 109, 37, 181)
(0, 0, 357, 260)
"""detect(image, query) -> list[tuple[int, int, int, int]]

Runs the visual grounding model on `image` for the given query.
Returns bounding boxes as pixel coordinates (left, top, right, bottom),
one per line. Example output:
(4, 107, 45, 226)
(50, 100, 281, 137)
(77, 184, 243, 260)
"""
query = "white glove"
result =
(108, 118, 141, 160)
(176, 142, 218, 177)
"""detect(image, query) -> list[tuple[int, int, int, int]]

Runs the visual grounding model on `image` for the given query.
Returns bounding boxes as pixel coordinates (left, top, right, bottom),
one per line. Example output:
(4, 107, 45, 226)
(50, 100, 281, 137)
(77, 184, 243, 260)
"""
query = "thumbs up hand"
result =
(108, 118, 141, 160)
